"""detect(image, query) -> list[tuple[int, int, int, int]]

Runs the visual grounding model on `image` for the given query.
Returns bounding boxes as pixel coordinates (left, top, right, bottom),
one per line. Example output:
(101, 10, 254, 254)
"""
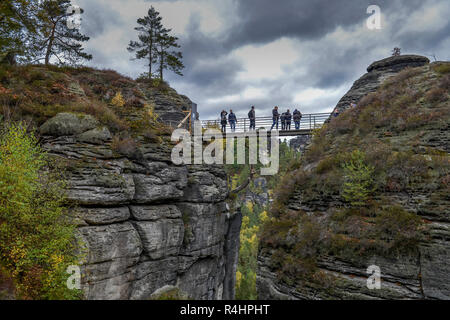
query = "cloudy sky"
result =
(75, 0, 450, 119)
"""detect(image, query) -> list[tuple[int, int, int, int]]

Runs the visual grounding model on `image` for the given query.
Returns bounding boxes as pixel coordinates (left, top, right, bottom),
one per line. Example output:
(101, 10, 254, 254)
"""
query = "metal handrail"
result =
(160, 112, 332, 134)
(199, 113, 331, 132)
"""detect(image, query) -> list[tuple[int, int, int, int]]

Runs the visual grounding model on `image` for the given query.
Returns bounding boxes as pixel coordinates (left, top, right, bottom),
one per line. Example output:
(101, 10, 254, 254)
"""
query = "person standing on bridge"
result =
(293, 109, 302, 130)
(229, 109, 237, 132)
(221, 110, 228, 133)
(280, 112, 286, 131)
(248, 106, 256, 131)
(271, 106, 280, 130)
(285, 109, 292, 130)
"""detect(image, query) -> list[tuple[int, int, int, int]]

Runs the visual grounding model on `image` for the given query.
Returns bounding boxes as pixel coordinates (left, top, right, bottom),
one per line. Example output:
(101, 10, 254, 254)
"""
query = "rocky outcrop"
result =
(148, 88, 193, 124)
(333, 55, 430, 114)
(41, 113, 240, 300)
(258, 61, 449, 300)
(289, 135, 312, 153)
(243, 177, 271, 208)
(295, 56, 429, 154)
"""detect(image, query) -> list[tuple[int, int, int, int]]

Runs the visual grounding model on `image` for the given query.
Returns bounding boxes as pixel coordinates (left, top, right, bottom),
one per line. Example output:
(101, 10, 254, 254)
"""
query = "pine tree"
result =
(32, 0, 92, 66)
(0, 0, 36, 64)
(128, 6, 163, 79)
(156, 30, 184, 80)
(342, 150, 375, 206)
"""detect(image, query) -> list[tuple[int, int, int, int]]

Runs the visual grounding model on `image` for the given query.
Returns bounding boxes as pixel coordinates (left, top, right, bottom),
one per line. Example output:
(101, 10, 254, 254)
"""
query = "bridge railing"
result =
(200, 113, 331, 133)
(160, 113, 331, 135)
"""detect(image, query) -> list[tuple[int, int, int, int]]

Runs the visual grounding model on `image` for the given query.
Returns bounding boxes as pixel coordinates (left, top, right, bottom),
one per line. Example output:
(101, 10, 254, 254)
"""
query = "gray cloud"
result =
(78, 1, 124, 38)
(224, 0, 425, 48)
(75, 0, 450, 120)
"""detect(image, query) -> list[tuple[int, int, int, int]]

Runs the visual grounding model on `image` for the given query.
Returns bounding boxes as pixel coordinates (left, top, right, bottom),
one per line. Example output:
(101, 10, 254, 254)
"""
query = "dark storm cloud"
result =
(76, 0, 450, 119)
(396, 22, 450, 59)
(178, 15, 229, 66)
(78, 1, 124, 38)
(225, 0, 423, 49)
(163, 15, 246, 104)
(166, 0, 433, 96)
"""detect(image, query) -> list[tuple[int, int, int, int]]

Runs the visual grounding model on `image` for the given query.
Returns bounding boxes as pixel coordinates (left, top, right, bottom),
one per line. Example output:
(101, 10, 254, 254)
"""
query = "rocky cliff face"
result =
(289, 135, 312, 153)
(39, 112, 241, 300)
(243, 177, 271, 208)
(333, 55, 430, 114)
(292, 56, 430, 154)
(3, 66, 241, 300)
(258, 59, 449, 300)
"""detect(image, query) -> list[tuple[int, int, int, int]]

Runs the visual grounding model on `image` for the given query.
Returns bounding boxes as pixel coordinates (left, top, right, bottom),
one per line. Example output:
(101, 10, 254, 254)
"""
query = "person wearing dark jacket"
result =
(281, 112, 286, 131)
(293, 109, 302, 130)
(271, 106, 280, 130)
(248, 106, 256, 130)
(220, 110, 228, 133)
(228, 110, 237, 132)
(285, 110, 292, 130)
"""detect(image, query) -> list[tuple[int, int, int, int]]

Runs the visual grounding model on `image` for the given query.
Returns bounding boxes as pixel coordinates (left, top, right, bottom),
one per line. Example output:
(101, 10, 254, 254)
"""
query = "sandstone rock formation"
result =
(243, 177, 271, 208)
(333, 55, 430, 114)
(0, 65, 238, 300)
(39, 116, 241, 300)
(296, 55, 430, 153)
(289, 135, 312, 153)
(258, 61, 449, 300)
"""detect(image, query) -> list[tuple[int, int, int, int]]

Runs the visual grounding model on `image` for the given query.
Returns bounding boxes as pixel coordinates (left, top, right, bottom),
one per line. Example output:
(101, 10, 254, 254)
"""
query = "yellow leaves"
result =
(236, 271, 242, 289)
(0, 124, 80, 300)
(260, 211, 269, 223)
(250, 233, 257, 244)
(240, 216, 259, 257)
(111, 91, 125, 107)
(242, 216, 250, 229)
(146, 103, 159, 123)
(231, 175, 239, 190)
(246, 201, 253, 212)
(50, 254, 64, 267)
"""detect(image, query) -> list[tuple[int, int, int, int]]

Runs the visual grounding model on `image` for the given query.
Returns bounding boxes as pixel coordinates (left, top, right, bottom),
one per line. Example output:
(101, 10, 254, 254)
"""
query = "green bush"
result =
(341, 150, 375, 206)
(374, 206, 423, 251)
(235, 203, 264, 300)
(0, 123, 81, 300)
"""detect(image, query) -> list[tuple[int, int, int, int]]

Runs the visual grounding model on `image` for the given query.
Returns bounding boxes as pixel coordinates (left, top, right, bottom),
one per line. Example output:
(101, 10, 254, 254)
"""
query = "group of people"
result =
(219, 106, 303, 133)
(270, 106, 303, 131)
(220, 107, 255, 133)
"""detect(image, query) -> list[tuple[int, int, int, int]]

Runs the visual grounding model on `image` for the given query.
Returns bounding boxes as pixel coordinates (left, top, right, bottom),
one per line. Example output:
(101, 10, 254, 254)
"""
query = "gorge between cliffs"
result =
(0, 55, 448, 301)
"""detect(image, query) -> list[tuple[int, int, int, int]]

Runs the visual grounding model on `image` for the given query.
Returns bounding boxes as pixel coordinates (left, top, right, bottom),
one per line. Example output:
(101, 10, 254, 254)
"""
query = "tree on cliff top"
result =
(128, 6, 184, 80)
(128, 7, 163, 79)
(156, 29, 184, 81)
(0, 0, 36, 64)
(31, 0, 92, 66)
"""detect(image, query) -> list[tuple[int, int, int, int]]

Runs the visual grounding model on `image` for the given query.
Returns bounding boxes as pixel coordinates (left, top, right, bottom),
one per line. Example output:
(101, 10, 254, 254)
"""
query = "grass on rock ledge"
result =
(260, 62, 450, 288)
